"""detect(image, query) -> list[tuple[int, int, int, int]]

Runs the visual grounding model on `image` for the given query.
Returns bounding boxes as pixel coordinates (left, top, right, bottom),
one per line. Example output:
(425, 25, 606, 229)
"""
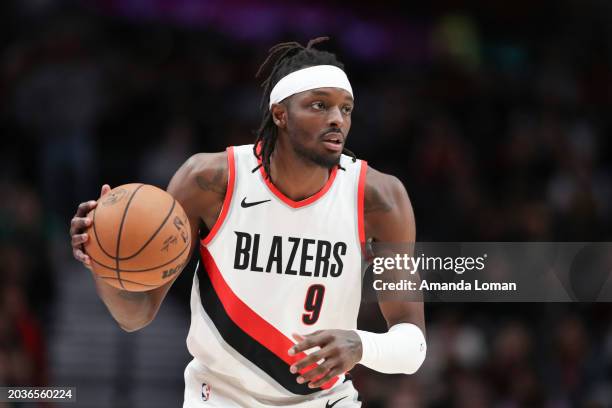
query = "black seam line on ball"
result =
(89, 240, 190, 272)
(93, 205, 117, 259)
(118, 198, 177, 260)
(99, 276, 159, 287)
(115, 184, 145, 289)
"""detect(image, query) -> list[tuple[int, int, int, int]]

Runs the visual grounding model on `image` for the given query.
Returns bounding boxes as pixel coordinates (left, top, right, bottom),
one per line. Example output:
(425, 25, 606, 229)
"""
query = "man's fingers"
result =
(75, 200, 97, 217)
(308, 366, 340, 389)
(73, 248, 91, 266)
(289, 331, 328, 355)
(70, 217, 92, 235)
(70, 195, 102, 270)
(290, 346, 331, 373)
(100, 184, 111, 198)
(71, 233, 89, 247)
(297, 359, 333, 383)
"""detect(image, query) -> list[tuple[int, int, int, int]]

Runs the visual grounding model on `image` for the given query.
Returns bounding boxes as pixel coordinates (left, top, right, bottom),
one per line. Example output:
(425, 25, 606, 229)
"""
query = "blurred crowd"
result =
(354, 304, 612, 407)
(0, 0, 611, 406)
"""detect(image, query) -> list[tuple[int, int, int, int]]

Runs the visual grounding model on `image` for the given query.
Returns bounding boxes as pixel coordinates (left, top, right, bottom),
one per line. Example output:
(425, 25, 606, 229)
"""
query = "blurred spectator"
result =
(12, 15, 102, 222)
(139, 119, 196, 188)
(0, 285, 46, 386)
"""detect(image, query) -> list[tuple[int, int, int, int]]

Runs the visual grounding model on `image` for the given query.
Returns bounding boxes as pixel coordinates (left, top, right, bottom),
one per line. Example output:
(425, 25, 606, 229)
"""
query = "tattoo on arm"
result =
(364, 184, 393, 214)
(196, 168, 226, 195)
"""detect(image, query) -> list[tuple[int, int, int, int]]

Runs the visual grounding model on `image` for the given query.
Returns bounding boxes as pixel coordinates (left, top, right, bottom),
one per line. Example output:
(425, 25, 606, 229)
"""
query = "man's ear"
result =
(271, 103, 287, 129)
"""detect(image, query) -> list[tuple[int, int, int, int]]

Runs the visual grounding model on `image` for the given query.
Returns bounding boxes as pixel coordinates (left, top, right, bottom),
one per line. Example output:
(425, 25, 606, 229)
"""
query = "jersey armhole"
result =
(201, 146, 236, 246)
(357, 160, 368, 246)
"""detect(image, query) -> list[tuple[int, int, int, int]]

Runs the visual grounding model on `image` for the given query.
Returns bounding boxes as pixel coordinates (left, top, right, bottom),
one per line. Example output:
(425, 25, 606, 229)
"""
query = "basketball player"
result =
(70, 38, 426, 407)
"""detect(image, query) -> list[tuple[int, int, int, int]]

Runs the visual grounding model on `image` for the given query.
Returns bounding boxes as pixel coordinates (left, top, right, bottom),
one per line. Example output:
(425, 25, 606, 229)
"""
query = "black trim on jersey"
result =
(196, 259, 318, 395)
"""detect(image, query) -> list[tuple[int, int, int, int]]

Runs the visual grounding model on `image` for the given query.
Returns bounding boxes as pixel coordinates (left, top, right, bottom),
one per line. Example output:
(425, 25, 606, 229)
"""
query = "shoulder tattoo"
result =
(196, 168, 226, 196)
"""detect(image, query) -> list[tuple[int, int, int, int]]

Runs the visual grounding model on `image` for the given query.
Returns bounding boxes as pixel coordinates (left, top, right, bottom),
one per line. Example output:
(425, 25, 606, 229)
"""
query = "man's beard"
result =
(289, 137, 341, 169)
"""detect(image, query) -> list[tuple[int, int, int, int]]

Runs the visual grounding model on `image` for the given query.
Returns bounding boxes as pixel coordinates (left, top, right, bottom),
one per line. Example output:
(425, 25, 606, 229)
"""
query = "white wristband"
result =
(354, 323, 426, 374)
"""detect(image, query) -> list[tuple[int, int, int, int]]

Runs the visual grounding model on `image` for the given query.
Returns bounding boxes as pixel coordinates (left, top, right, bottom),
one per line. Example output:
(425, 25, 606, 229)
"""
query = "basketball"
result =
(84, 183, 191, 292)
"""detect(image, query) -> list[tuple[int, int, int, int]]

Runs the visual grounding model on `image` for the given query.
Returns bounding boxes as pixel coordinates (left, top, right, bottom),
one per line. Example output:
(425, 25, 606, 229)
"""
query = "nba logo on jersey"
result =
(201, 383, 211, 401)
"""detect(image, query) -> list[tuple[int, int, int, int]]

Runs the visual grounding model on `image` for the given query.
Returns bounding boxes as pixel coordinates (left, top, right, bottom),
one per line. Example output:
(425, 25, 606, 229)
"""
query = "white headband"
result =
(269, 65, 353, 109)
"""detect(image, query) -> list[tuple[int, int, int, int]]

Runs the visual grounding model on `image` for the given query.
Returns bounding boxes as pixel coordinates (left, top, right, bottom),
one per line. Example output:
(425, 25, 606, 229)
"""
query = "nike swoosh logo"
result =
(325, 396, 348, 408)
(240, 197, 271, 208)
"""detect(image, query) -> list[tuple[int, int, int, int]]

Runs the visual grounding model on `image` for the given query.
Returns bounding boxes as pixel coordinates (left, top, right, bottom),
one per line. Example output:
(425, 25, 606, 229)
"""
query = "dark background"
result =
(1, 0, 611, 407)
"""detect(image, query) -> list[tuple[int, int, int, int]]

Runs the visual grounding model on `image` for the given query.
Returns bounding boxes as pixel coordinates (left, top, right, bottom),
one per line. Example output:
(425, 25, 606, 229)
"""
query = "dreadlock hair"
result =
(253, 36, 356, 179)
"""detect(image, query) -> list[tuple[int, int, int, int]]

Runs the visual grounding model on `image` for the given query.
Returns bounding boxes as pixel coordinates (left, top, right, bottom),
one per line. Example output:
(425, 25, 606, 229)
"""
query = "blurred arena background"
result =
(1, 0, 612, 406)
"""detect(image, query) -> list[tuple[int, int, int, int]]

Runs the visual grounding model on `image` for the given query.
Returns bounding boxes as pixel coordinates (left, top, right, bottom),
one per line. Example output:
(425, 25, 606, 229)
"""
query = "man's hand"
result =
(70, 184, 112, 269)
(288, 329, 362, 389)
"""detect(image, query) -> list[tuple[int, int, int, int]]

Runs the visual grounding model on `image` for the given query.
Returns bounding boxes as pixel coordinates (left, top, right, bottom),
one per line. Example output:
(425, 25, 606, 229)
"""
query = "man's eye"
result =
(342, 106, 353, 114)
(312, 102, 325, 110)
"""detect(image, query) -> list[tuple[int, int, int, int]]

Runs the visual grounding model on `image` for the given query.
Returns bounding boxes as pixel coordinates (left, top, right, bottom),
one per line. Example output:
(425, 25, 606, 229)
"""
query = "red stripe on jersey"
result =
(357, 160, 368, 245)
(200, 246, 339, 390)
(257, 155, 339, 209)
(202, 147, 236, 246)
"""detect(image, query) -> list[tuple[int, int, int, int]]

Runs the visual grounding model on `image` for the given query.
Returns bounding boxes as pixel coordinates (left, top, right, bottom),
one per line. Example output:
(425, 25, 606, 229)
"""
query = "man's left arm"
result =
(355, 168, 426, 374)
(288, 167, 426, 388)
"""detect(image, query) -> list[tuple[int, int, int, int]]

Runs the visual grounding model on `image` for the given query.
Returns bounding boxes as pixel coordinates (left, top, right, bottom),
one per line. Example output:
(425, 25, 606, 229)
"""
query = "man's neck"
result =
(268, 140, 332, 201)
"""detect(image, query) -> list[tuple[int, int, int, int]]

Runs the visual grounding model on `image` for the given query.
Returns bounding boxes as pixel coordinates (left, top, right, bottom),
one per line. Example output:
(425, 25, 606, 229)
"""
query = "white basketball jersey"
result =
(184, 144, 367, 407)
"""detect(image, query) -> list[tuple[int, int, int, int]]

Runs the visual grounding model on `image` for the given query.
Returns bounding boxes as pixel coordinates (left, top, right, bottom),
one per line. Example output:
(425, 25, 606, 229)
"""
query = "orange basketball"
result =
(84, 183, 191, 292)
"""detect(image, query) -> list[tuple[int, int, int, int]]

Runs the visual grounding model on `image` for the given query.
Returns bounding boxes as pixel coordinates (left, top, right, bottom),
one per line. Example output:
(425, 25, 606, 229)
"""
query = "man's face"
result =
(279, 87, 354, 168)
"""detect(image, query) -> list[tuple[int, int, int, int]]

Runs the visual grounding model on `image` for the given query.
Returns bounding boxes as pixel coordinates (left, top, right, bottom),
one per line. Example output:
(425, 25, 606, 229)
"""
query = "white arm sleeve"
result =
(354, 323, 426, 374)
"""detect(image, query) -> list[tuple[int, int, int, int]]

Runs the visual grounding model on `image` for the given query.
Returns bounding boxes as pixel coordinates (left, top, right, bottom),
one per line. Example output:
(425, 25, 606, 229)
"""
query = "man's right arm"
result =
(70, 152, 228, 332)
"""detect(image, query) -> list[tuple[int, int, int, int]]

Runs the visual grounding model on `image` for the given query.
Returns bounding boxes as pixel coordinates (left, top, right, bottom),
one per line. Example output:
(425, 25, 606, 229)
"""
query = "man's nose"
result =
(326, 106, 344, 128)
